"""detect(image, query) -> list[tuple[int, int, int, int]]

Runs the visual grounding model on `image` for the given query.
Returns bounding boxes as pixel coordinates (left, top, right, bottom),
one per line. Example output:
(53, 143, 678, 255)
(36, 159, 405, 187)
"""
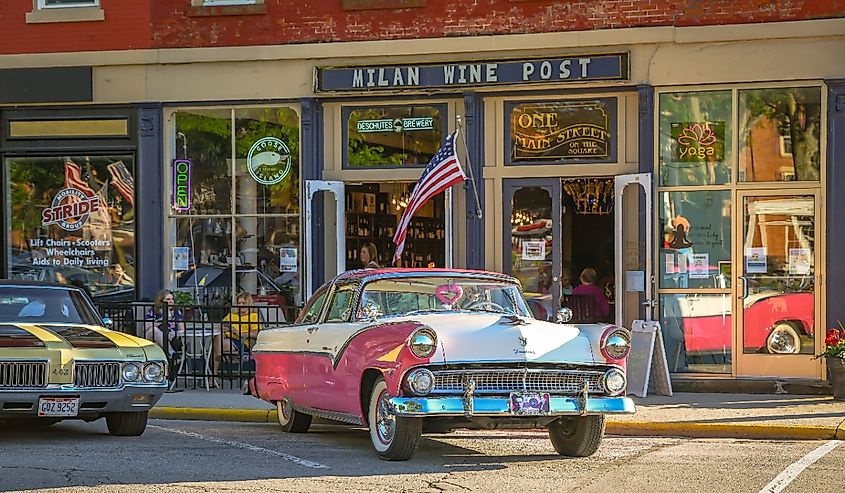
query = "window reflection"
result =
(739, 87, 821, 182)
(742, 195, 815, 355)
(658, 91, 732, 187)
(173, 109, 231, 215)
(659, 190, 731, 289)
(510, 187, 553, 318)
(7, 155, 135, 301)
(660, 293, 731, 374)
(345, 105, 444, 168)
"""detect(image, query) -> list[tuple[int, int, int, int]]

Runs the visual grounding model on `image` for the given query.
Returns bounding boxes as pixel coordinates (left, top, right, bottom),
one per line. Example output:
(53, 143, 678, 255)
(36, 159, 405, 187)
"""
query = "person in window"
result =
(360, 242, 381, 269)
(144, 289, 185, 383)
(572, 268, 610, 321)
(221, 293, 262, 366)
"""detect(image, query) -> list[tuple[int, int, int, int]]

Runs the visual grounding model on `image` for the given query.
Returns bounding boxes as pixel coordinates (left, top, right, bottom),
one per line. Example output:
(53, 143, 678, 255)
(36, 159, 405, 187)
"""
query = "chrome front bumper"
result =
(389, 395, 636, 417)
(0, 384, 168, 417)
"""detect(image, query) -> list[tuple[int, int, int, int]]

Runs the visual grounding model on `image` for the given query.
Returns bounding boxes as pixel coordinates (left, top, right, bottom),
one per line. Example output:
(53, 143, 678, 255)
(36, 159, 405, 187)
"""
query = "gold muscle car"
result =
(0, 280, 168, 435)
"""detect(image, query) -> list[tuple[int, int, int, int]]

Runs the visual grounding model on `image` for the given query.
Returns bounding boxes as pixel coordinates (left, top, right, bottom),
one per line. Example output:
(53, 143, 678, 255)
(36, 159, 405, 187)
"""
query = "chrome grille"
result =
(74, 362, 121, 388)
(431, 369, 606, 395)
(0, 361, 48, 389)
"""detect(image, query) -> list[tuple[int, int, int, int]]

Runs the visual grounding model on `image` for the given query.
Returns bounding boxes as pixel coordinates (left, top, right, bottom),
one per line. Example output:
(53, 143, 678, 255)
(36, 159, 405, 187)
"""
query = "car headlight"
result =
(122, 362, 141, 382)
(405, 368, 435, 395)
(602, 328, 631, 360)
(143, 362, 166, 383)
(407, 327, 437, 359)
(604, 368, 627, 396)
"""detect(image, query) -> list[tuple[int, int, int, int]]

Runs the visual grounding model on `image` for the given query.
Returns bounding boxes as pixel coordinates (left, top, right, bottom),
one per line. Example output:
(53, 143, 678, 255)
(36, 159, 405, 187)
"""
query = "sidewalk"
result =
(152, 389, 845, 440)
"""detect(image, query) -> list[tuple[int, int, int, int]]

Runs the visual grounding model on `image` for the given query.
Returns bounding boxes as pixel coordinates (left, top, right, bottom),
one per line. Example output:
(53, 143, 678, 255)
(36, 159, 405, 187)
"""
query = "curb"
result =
(150, 407, 843, 440)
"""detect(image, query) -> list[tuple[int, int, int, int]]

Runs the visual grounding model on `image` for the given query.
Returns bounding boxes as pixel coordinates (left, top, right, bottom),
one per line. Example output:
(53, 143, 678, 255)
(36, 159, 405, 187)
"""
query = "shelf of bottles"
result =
(344, 184, 445, 270)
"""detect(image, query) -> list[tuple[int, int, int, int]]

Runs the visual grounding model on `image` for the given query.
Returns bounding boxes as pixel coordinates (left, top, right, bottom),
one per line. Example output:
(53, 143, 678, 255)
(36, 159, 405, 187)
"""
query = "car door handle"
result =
(306, 326, 318, 333)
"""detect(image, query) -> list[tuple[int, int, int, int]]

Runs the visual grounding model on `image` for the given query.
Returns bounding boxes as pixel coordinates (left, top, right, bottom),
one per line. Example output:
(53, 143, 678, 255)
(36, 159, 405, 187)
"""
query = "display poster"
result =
(521, 240, 546, 261)
(688, 253, 709, 279)
(279, 247, 298, 272)
(745, 247, 768, 274)
(172, 247, 190, 271)
(665, 253, 675, 275)
(788, 248, 812, 275)
(677, 253, 688, 274)
(625, 270, 645, 292)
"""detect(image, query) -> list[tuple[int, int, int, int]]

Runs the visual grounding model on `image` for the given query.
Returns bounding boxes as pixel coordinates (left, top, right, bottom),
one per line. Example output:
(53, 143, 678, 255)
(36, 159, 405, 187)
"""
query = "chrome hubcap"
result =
(279, 400, 291, 422)
(770, 329, 797, 354)
(376, 391, 396, 445)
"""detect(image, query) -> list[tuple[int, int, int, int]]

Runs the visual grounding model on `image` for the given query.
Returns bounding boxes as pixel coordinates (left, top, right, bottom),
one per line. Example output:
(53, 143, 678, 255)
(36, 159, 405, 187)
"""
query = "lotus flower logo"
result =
(674, 122, 722, 161)
(677, 123, 717, 146)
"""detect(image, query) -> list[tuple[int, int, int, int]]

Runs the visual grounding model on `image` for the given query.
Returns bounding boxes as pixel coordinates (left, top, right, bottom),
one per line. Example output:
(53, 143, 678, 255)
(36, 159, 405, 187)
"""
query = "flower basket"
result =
(826, 357, 845, 401)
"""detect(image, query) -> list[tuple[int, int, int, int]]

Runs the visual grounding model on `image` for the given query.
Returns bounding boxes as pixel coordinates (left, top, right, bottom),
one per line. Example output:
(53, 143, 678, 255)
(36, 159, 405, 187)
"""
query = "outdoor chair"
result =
(560, 294, 597, 324)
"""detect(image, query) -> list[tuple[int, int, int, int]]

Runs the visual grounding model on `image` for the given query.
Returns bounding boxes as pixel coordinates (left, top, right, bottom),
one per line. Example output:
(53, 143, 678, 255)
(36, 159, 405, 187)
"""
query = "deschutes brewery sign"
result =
(510, 100, 615, 163)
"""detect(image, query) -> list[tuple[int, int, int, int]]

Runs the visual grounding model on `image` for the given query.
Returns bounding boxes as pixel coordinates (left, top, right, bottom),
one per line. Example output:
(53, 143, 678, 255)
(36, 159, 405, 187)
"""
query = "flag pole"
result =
(456, 115, 483, 219)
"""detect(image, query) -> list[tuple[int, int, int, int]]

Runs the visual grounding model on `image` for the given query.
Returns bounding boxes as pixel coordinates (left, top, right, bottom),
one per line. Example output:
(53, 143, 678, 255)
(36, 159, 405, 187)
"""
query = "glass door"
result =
(736, 189, 822, 378)
(503, 179, 560, 320)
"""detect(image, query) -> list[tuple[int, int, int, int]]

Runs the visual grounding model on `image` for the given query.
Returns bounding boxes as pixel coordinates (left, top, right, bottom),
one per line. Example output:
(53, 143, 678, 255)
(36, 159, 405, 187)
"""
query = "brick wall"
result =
(150, 0, 845, 49)
(0, 0, 151, 55)
(2, 0, 843, 54)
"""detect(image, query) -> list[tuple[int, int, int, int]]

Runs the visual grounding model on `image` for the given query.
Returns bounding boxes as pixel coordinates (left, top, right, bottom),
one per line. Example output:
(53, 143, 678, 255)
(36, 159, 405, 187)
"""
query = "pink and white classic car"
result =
(248, 269, 635, 460)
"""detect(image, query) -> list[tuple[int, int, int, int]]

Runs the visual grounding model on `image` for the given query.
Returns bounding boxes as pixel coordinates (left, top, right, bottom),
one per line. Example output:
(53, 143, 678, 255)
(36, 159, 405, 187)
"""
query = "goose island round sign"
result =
(247, 137, 292, 186)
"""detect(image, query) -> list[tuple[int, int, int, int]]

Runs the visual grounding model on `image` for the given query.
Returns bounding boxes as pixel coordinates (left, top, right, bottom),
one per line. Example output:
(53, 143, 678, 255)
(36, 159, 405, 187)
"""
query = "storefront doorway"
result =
(735, 189, 822, 378)
(503, 177, 616, 323)
(344, 182, 446, 270)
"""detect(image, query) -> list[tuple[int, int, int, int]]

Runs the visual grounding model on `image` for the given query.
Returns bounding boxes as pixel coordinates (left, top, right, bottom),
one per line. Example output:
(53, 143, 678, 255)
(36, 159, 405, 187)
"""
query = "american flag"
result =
(107, 160, 135, 206)
(64, 159, 96, 197)
(392, 129, 466, 265)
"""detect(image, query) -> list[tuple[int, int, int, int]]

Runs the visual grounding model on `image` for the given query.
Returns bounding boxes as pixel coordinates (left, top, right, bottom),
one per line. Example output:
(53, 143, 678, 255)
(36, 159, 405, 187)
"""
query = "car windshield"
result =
(0, 287, 102, 325)
(359, 276, 532, 319)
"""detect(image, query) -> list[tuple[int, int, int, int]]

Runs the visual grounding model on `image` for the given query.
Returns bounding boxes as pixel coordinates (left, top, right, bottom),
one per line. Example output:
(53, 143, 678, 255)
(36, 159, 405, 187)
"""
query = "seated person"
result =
(222, 293, 262, 362)
(572, 268, 610, 321)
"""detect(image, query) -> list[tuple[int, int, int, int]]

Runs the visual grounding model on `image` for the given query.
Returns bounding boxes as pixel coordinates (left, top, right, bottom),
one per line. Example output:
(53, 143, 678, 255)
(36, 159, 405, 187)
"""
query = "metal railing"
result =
(96, 301, 298, 390)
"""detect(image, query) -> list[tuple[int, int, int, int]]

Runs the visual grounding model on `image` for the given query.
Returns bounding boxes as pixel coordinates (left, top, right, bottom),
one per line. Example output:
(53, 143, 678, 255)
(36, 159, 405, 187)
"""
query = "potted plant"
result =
(816, 321, 845, 400)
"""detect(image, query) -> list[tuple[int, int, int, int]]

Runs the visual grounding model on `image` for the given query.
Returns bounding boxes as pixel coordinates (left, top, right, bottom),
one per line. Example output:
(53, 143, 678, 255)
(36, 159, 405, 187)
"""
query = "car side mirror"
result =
(102, 317, 114, 329)
(555, 307, 573, 324)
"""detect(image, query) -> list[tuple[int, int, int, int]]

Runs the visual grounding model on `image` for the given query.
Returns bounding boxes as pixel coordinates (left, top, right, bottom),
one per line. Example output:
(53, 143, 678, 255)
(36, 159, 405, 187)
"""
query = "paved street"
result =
(1, 419, 842, 493)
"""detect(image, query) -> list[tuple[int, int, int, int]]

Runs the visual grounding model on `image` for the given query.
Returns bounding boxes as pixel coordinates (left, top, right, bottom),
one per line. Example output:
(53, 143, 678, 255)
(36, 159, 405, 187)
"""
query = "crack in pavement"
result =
(424, 472, 472, 492)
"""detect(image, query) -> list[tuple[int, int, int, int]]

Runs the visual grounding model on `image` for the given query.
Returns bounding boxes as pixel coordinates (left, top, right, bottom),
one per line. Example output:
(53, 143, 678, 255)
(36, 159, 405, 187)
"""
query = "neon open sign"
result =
(172, 159, 191, 211)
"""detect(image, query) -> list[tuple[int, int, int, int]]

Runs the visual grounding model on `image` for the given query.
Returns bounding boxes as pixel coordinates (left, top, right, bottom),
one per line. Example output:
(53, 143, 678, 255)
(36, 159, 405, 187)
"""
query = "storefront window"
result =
(658, 91, 732, 186)
(658, 190, 731, 289)
(510, 187, 553, 297)
(344, 105, 445, 168)
(507, 99, 616, 165)
(660, 293, 732, 374)
(173, 109, 232, 215)
(234, 107, 300, 215)
(6, 155, 135, 300)
(170, 106, 300, 310)
(738, 87, 821, 182)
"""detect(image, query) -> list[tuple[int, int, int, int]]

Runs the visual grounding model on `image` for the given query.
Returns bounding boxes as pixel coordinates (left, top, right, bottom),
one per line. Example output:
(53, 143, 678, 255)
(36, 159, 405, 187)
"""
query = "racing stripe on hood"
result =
(37, 325, 117, 349)
(0, 324, 46, 348)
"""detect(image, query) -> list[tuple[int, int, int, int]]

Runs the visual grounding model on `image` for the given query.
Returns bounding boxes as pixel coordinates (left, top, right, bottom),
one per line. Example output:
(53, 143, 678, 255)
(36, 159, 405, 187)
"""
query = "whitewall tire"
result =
(276, 398, 312, 433)
(368, 377, 422, 461)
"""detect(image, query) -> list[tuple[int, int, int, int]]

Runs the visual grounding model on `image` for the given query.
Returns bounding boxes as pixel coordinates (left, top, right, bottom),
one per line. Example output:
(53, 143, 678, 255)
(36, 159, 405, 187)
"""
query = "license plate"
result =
(38, 397, 79, 417)
(509, 392, 550, 415)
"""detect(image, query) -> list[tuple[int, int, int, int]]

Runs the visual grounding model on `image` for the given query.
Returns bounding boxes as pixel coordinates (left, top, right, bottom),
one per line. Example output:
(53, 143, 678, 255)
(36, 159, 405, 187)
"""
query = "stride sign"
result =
(172, 159, 192, 211)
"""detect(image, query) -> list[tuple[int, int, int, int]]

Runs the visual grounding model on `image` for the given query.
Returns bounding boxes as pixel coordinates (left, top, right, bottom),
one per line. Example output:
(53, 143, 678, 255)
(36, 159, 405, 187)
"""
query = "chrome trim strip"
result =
(294, 405, 364, 426)
(389, 395, 636, 417)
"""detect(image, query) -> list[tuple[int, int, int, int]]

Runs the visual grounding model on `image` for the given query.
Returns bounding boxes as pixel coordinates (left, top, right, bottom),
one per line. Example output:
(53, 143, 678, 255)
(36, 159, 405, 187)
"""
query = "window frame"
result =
(195, 0, 260, 6)
(341, 103, 449, 170)
(38, 0, 99, 8)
